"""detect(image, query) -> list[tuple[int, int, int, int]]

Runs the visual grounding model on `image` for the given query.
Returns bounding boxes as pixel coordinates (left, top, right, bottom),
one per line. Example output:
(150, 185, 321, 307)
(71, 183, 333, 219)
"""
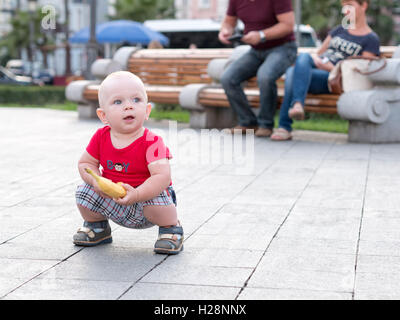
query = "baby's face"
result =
(97, 74, 151, 134)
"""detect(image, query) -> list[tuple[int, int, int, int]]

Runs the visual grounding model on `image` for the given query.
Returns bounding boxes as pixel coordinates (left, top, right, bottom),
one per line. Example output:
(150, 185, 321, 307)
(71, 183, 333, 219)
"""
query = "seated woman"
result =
(271, 0, 380, 141)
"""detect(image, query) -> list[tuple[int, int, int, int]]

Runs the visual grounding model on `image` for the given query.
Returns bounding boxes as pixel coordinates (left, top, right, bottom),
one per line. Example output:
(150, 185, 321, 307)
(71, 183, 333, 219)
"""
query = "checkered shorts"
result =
(75, 183, 176, 229)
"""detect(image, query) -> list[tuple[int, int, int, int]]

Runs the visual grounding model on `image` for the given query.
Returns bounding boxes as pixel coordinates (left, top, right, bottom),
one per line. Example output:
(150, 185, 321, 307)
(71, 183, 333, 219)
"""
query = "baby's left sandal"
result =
(154, 225, 184, 255)
(73, 220, 112, 247)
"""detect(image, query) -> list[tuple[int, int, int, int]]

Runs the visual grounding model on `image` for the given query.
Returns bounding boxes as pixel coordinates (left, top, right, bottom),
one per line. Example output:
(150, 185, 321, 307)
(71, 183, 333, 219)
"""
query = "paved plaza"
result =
(1, 107, 400, 300)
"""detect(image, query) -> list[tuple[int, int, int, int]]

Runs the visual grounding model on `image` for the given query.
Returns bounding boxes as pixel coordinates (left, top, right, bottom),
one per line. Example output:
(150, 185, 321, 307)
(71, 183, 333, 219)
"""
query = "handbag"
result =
(328, 56, 387, 94)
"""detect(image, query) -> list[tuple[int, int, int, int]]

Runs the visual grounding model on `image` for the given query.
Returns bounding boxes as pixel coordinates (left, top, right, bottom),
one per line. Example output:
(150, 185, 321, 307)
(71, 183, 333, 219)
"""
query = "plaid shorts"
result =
(75, 183, 177, 229)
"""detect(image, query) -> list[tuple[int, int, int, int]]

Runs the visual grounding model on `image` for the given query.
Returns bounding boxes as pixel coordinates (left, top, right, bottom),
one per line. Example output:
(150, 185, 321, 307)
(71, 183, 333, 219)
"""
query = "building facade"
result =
(0, 0, 112, 75)
(175, 0, 228, 21)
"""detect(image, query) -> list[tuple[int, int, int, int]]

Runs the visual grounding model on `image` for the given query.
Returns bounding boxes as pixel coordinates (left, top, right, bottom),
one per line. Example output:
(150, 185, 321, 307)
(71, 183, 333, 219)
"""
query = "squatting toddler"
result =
(73, 71, 183, 254)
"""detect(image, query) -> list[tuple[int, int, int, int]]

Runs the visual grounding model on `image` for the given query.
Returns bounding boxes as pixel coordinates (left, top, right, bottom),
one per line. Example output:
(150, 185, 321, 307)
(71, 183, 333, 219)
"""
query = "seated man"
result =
(219, 0, 297, 137)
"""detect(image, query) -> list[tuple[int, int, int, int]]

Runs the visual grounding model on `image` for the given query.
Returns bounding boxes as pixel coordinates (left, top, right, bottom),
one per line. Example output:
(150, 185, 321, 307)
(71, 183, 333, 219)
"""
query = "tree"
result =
(111, 0, 175, 22)
(0, 8, 55, 66)
(300, 0, 398, 45)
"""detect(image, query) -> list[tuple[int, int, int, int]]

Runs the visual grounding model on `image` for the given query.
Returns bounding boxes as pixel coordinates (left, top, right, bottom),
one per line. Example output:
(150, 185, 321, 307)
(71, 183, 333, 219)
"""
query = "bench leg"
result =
(78, 102, 99, 119)
(189, 107, 237, 129)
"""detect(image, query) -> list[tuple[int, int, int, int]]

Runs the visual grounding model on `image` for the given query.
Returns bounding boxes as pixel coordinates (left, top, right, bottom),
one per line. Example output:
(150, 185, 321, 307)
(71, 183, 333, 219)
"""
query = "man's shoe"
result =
(255, 127, 273, 137)
(224, 125, 257, 134)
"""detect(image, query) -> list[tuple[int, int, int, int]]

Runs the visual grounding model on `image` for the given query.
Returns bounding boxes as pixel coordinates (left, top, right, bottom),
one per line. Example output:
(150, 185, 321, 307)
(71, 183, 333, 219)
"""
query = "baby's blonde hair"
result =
(98, 71, 147, 107)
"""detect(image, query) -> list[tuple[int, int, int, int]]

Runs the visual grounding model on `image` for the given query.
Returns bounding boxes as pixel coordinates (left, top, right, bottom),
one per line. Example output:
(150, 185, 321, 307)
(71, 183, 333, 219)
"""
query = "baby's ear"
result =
(145, 103, 152, 120)
(96, 108, 108, 124)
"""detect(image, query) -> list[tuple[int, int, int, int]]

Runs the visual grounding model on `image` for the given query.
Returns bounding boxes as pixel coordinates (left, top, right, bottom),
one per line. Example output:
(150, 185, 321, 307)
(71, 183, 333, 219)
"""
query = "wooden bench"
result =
(198, 46, 395, 115)
(67, 46, 396, 124)
(81, 48, 232, 105)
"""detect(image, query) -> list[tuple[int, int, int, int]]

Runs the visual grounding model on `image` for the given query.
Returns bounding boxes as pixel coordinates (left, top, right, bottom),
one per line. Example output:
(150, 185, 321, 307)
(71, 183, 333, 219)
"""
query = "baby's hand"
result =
(113, 183, 139, 206)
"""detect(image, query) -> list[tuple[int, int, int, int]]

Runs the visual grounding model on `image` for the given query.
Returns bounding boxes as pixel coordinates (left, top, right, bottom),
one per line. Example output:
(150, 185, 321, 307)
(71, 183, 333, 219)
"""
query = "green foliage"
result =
(300, 0, 398, 45)
(0, 8, 55, 63)
(0, 85, 66, 105)
(111, 0, 175, 22)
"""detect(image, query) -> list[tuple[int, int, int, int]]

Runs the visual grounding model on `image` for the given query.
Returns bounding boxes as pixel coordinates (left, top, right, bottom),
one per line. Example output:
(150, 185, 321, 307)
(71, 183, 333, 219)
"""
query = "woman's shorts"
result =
(75, 183, 177, 229)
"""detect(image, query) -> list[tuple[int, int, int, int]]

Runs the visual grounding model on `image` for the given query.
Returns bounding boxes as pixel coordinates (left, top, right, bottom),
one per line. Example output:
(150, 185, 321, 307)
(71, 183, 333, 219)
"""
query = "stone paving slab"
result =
(1, 107, 400, 300)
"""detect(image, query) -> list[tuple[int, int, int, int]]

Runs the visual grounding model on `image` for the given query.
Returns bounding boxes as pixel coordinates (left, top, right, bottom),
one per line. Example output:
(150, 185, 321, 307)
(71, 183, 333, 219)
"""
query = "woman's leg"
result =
(307, 69, 330, 94)
(278, 66, 295, 132)
(291, 53, 316, 108)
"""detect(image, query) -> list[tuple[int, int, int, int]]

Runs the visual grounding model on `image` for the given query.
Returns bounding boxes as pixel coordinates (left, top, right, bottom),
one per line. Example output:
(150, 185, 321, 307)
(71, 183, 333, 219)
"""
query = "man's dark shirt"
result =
(227, 0, 295, 50)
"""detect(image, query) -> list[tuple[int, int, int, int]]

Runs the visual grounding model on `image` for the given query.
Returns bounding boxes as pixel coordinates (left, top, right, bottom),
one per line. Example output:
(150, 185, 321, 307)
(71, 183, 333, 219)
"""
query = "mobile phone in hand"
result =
(228, 34, 243, 42)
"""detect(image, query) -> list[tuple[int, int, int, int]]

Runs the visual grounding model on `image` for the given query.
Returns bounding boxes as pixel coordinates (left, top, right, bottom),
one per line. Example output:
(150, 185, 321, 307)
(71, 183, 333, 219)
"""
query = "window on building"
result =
(199, 0, 210, 9)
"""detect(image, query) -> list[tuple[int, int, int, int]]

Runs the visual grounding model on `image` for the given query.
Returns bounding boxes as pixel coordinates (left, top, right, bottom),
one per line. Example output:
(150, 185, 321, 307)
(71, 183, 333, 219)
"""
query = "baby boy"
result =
(73, 71, 183, 255)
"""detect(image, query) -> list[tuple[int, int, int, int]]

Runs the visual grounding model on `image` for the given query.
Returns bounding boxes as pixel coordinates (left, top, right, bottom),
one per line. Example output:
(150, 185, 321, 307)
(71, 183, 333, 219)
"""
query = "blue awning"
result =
(69, 20, 169, 46)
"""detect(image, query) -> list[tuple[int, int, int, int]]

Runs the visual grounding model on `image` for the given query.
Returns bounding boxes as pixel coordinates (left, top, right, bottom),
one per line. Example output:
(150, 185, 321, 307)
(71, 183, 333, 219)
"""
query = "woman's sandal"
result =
(270, 128, 293, 141)
(154, 224, 184, 255)
(73, 220, 112, 247)
(289, 103, 305, 120)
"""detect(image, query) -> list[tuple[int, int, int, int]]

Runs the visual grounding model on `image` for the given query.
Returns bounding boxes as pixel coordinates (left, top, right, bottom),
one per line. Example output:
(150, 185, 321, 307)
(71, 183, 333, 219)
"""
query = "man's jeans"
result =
(278, 53, 330, 132)
(221, 41, 297, 129)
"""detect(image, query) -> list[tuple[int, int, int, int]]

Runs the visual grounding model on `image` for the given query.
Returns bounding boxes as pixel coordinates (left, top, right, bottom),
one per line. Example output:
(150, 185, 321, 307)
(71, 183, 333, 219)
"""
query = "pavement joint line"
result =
(351, 144, 372, 300)
(0, 247, 85, 300)
(0, 180, 80, 211)
(0, 210, 73, 245)
(116, 255, 169, 300)
(241, 284, 353, 295)
(137, 281, 243, 289)
(235, 140, 337, 300)
(115, 136, 293, 300)
(172, 133, 265, 193)
(183, 139, 298, 245)
(8, 168, 63, 185)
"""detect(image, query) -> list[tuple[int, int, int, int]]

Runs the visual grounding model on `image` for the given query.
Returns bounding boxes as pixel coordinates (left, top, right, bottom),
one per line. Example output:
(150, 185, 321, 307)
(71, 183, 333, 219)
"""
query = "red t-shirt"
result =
(86, 126, 172, 187)
(227, 0, 295, 50)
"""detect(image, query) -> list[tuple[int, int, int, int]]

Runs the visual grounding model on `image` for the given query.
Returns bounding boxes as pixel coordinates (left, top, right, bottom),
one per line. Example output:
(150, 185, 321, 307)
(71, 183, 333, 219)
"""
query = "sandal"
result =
(270, 128, 293, 141)
(154, 224, 184, 255)
(289, 103, 305, 120)
(73, 220, 112, 247)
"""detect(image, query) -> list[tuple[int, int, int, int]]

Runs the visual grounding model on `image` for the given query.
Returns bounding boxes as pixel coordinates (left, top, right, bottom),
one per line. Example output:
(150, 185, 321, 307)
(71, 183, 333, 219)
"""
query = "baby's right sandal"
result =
(73, 220, 112, 247)
(154, 225, 184, 255)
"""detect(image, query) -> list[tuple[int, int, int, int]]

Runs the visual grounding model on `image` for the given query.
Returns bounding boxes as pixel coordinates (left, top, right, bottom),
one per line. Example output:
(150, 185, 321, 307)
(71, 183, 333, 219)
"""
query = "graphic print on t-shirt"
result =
(319, 25, 380, 66)
(106, 160, 130, 173)
(323, 36, 363, 64)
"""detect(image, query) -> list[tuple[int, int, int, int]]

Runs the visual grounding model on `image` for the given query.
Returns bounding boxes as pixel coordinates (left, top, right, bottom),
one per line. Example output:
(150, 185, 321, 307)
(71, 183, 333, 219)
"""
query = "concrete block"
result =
(339, 88, 400, 143)
(348, 102, 400, 143)
(112, 46, 140, 70)
(77, 103, 98, 119)
(188, 107, 237, 129)
(91, 59, 123, 80)
(65, 80, 94, 103)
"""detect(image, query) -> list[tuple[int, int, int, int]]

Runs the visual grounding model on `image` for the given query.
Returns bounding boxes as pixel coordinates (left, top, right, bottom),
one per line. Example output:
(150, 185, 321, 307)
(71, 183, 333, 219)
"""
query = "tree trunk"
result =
(64, 0, 72, 76)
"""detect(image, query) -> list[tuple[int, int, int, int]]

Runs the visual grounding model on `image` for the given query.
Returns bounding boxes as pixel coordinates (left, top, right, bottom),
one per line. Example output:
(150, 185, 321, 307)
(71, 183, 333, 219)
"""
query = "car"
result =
(5, 59, 24, 76)
(5, 60, 54, 85)
(0, 66, 33, 85)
